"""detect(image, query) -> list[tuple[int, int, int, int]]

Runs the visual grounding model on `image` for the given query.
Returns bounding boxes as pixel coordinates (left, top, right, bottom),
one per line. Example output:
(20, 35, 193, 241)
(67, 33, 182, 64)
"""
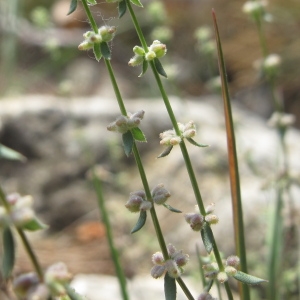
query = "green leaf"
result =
(131, 210, 147, 234)
(139, 59, 148, 77)
(154, 58, 167, 78)
(157, 146, 173, 158)
(22, 218, 48, 231)
(186, 138, 209, 148)
(0, 144, 27, 162)
(122, 131, 134, 157)
(1, 226, 15, 279)
(130, 0, 143, 7)
(201, 223, 214, 254)
(67, 0, 78, 15)
(233, 271, 268, 285)
(164, 272, 177, 300)
(131, 127, 147, 142)
(118, 0, 127, 18)
(87, 0, 97, 5)
(163, 203, 182, 213)
(93, 43, 102, 62)
(100, 42, 111, 60)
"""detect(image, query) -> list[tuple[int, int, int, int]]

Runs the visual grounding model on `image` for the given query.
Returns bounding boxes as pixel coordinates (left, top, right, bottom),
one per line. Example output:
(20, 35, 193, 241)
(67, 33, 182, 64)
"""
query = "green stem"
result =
(176, 277, 196, 300)
(267, 188, 283, 300)
(81, 0, 98, 33)
(16, 228, 44, 282)
(93, 173, 129, 300)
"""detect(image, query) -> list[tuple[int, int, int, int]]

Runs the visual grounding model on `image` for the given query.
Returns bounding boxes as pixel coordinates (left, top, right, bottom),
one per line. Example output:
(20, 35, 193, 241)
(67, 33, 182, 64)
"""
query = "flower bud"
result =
(173, 251, 189, 267)
(130, 110, 145, 120)
(11, 207, 35, 227)
(145, 50, 156, 61)
(15, 195, 34, 209)
(45, 262, 72, 284)
(185, 213, 204, 231)
(78, 41, 93, 51)
(152, 252, 165, 265)
(167, 243, 177, 256)
(151, 265, 166, 279)
(13, 273, 40, 297)
(128, 54, 144, 67)
(99, 26, 116, 42)
(242, 1, 267, 18)
(149, 40, 167, 58)
(6, 193, 21, 205)
(125, 195, 144, 212)
(225, 266, 237, 276)
(133, 46, 145, 56)
(152, 183, 171, 205)
(217, 271, 228, 283)
(169, 136, 181, 145)
(165, 259, 181, 278)
(205, 214, 219, 225)
(205, 203, 215, 214)
(226, 255, 240, 267)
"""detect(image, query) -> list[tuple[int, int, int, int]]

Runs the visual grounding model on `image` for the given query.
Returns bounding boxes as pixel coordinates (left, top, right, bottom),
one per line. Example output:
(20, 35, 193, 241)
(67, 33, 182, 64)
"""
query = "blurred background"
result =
(0, 1, 300, 299)
(0, 0, 300, 125)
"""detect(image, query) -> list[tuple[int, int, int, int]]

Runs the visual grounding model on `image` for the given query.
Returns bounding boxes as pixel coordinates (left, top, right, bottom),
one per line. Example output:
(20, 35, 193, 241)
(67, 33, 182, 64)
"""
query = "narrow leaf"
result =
(200, 223, 214, 254)
(131, 210, 147, 234)
(164, 273, 177, 300)
(157, 146, 173, 158)
(122, 131, 134, 157)
(93, 43, 102, 62)
(67, 0, 78, 15)
(139, 59, 148, 77)
(154, 58, 167, 78)
(131, 127, 147, 142)
(0, 144, 27, 162)
(1, 227, 15, 279)
(100, 42, 111, 60)
(118, 0, 127, 18)
(23, 218, 49, 231)
(163, 203, 182, 213)
(186, 138, 209, 148)
(212, 10, 250, 298)
(233, 271, 268, 286)
(130, 0, 143, 7)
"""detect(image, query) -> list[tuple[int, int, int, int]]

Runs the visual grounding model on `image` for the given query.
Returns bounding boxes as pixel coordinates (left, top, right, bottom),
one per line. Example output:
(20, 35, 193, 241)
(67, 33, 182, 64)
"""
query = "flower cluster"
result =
(268, 112, 295, 129)
(13, 262, 72, 299)
(242, 0, 268, 19)
(159, 121, 196, 146)
(125, 190, 152, 213)
(78, 26, 116, 51)
(203, 255, 240, 283)
(128, 40, 167, 67)
(0, 194, 36, 228)
(125, 184, 171, 212)
(107, 110, 145, 134)
(151, 244, 189, 279)
(185, 203, 219, 231)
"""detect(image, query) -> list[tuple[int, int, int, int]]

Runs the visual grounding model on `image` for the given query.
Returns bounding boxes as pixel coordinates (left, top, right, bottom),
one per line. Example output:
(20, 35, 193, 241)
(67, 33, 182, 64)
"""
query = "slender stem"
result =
(176, 277, 195, 300)
(81, 0, 98, 33)
(16, 228, 44, 281)
(93, 173, 129, 300)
